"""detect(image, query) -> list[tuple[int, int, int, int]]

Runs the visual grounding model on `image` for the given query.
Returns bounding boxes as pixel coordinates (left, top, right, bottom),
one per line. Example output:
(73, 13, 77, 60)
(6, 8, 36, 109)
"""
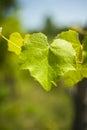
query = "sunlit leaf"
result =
(8, 32, 23, 55)
(19, 33, 76, 90)
(56, 30, 82, 63)
(63, 69, 82, 87)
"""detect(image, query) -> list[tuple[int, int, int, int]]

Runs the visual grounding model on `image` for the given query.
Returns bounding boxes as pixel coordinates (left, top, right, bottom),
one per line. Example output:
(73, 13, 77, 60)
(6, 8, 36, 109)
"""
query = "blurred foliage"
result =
(0, 74, 74, 130)
(0, 0, 16, 10)
(0, 0, 16, 18)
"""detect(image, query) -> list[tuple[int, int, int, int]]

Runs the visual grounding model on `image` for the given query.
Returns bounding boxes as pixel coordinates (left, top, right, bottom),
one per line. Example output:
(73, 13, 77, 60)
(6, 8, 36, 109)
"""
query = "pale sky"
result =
(17, 0, 87, 30)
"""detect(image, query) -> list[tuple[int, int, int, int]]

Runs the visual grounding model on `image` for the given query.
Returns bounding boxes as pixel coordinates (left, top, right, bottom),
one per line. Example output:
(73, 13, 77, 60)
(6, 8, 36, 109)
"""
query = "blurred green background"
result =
(0, 0, 87, 130)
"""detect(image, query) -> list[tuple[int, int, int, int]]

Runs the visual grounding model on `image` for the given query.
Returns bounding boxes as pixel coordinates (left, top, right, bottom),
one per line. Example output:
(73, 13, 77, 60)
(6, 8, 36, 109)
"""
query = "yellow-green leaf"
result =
(8, 32, 23, 55)
(19, 33, 76, 91)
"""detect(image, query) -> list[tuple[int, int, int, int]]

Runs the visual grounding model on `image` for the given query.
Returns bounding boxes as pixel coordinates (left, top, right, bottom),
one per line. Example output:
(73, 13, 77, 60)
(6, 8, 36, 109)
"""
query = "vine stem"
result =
(0, 33, 20, 49)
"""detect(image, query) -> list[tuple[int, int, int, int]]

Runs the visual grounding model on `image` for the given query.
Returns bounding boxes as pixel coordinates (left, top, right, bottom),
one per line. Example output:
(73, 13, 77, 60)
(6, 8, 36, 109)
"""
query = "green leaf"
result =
(19, 33, 76, 91)
(50, 39, 80, 87)
(56, 30, 80, 44)
(63, 69, 82, 87)
(56, 30, 82, 63)
(8, 32, 24, 55)
(49, 39, 76, 76)
(19, 33, 51, 91)
(56, 30, 86, 86)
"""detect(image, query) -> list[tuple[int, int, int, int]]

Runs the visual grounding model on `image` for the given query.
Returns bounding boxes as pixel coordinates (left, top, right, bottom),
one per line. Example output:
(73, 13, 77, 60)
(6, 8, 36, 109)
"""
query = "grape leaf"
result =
(49, 39, 76, 76)
(56, 30, 82, 63)
(62, 68, 82, 87)
(54, 30, 84, 87)
(19, 33, 76, 91)
(8, 32, 24, 55)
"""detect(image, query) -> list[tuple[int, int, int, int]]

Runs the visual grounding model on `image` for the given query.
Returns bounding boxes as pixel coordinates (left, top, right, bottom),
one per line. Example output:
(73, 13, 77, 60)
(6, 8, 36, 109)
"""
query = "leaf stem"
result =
(0, 34, 20, 49)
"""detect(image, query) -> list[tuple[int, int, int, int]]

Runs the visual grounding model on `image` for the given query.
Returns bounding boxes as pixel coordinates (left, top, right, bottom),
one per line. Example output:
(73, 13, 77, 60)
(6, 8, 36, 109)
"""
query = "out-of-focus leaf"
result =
(8, 32, 23, 55)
